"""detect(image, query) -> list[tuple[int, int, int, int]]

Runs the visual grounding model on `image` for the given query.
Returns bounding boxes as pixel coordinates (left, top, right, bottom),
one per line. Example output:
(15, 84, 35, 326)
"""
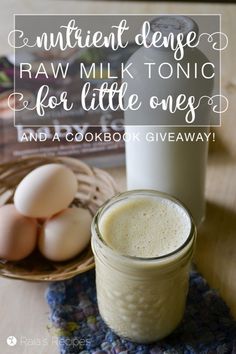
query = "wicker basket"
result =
(0, 156, 119, 282)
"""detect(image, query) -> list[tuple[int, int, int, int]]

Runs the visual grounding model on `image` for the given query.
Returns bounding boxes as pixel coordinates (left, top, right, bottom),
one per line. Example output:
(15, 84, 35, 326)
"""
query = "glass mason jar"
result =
(91, 190, 196, 343)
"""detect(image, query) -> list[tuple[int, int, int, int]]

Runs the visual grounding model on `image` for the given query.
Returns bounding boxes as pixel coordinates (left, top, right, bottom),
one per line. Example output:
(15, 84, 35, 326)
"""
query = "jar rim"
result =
(92, 189, 196, 263)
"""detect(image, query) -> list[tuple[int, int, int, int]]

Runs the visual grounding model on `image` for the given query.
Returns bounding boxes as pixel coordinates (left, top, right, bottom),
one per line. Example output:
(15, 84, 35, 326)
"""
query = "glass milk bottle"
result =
(124, 16, 214, 226)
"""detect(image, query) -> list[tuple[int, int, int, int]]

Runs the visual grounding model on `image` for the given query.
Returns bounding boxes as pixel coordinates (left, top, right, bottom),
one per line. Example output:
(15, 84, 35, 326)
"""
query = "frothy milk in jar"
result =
(92, 190, 196, 343)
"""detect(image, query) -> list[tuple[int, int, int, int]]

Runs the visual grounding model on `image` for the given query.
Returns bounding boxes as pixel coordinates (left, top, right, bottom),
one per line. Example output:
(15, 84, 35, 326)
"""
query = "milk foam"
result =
(100, 197, 191, 258)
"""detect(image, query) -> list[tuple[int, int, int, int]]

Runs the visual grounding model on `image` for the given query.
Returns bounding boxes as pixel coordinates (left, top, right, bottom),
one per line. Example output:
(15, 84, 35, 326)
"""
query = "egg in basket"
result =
(0, 156, 118, 281)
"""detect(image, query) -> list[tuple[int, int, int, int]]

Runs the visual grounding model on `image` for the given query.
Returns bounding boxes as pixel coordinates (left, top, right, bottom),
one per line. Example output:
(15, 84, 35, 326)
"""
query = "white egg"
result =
(14, 164, 77, 218)
(38, 208, 92, 261)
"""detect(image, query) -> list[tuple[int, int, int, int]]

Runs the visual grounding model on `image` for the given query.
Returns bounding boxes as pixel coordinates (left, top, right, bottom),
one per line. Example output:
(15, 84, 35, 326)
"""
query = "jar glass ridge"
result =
(91, 190, 196, 343)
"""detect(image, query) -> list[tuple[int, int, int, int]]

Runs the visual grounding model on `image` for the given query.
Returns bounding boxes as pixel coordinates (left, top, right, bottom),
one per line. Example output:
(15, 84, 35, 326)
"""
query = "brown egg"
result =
(0, 204, 38, 261)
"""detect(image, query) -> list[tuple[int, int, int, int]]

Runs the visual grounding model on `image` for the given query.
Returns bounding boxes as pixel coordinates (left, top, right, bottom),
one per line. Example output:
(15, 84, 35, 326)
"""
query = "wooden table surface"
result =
(0, 1, 235, 353)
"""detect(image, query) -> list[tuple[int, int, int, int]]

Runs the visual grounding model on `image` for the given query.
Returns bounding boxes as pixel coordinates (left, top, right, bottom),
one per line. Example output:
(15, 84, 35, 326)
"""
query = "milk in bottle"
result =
(124, 16, 214, 226)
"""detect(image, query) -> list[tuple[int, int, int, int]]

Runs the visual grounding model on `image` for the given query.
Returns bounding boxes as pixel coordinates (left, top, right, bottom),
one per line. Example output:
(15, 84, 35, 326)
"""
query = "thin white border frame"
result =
(12, 13, 223, 128)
